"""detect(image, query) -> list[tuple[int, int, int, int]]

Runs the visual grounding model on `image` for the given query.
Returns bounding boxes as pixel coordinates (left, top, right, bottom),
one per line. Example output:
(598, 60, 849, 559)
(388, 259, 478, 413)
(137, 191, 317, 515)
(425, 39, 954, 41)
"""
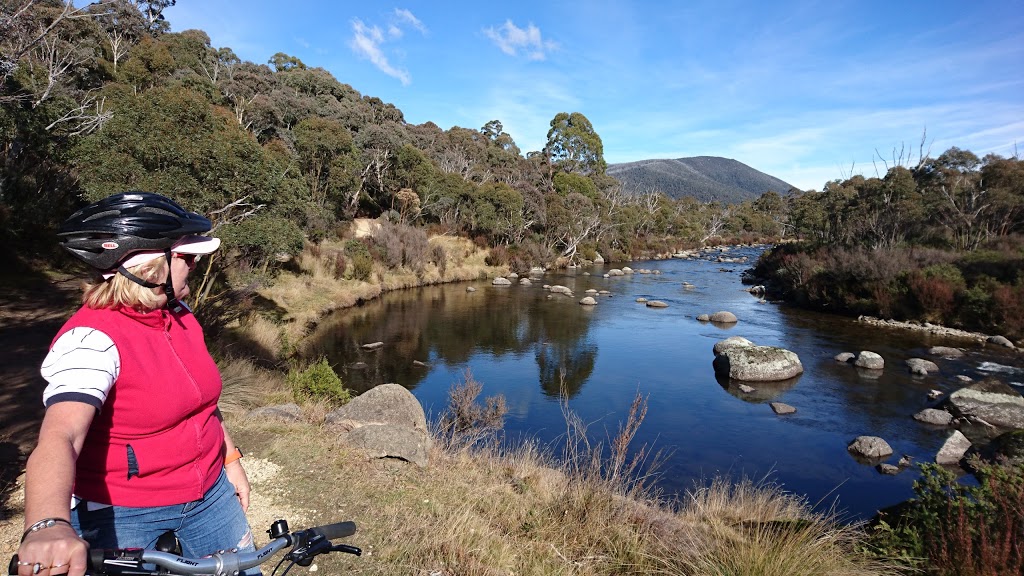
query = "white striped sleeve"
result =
(40, 327, 120, 409)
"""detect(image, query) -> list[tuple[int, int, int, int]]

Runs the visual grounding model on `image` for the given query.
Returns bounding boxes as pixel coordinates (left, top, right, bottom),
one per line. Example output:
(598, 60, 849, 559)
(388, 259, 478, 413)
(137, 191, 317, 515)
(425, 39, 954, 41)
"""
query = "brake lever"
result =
(285, 535, 331, 567)
(330, 544, 361, 556)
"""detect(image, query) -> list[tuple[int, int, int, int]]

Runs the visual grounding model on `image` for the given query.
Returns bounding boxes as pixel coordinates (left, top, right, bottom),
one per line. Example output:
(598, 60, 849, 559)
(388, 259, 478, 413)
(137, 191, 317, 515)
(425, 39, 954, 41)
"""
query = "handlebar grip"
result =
(9, 554, 18, 576)
(310, 521, 356, 540)
(87, 549, 107, 571)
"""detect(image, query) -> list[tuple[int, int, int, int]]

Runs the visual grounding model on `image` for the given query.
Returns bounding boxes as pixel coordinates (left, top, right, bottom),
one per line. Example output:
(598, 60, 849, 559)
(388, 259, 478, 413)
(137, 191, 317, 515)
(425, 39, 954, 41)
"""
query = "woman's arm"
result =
(216, 408, 251, 512)
(18, 402, 96, 576)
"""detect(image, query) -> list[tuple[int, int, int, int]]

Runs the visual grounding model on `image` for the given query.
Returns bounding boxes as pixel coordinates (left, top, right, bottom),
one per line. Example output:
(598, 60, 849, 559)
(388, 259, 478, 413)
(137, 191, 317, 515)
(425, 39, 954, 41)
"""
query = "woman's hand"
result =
(225, 460, 251, 512)
(16, 524, 88, 576)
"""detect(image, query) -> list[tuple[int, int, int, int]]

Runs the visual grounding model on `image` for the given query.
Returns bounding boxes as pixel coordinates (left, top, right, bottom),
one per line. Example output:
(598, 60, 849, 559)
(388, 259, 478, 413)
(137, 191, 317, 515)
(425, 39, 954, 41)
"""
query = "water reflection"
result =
(302, 247, 1024, 520)
(303, 283, 600, 396)
(716, 372, 801, 403)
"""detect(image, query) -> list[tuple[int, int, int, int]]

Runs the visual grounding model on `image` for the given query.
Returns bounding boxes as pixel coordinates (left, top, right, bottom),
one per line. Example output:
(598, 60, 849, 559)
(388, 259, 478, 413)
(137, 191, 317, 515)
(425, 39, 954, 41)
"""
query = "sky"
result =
(165, 0, 1024, 191)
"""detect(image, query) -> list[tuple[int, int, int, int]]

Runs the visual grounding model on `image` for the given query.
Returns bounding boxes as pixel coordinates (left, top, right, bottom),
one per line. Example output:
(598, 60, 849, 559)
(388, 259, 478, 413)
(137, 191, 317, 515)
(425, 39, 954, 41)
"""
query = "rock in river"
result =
(713, 345, 803, 382)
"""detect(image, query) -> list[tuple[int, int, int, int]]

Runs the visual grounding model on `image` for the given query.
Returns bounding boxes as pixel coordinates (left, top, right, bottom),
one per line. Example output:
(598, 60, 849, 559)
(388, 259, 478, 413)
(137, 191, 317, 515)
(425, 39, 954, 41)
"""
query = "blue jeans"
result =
(72, 469, 261, 575)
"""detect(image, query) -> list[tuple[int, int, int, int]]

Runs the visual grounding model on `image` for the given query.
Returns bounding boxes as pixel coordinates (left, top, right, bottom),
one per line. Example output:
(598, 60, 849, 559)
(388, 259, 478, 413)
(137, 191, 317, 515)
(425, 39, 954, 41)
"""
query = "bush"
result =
(344, 239, 374, 281)
(430, 243, 447, 277)
(288, 357, 350, 406)
(485, 244, 509, 267)
(372, 220, 430, 273)
(993, 281, 1024, 338)
(908, 265, 964, 323)
(880, 459, 1024, 576)
(436, 369, 507, 447)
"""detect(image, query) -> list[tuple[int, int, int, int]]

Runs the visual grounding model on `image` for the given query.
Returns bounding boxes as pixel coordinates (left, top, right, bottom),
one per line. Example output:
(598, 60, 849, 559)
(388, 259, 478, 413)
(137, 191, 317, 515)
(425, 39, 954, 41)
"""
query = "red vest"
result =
(53, 305, 224, 507)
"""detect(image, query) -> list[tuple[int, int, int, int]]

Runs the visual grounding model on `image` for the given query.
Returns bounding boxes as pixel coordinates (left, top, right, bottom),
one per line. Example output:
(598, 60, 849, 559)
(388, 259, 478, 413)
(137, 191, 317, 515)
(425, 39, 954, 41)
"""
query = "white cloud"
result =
(349, 10, 427, 86)
(350, 18, 411, 86)
(484, 20, 556, 61)
(394, 8, 427, 35)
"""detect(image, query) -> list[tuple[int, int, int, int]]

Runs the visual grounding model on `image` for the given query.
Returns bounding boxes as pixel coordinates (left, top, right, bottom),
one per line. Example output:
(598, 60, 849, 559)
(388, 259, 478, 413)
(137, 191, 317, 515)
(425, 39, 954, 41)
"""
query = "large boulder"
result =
(913, 408, 954, 426)
(987, 335, 1015, 349)
(325, 383, 431, 467)
(936, 430, 972, 465)
(854, 351, 884, 370)
(248, 403, 303, 423)
(713, 336, 755, 357)
(976, 430, 1024, 468)
(906, 358, 939, 375)
(928, 346, 964, 358)
(713, 345, 803, 382)
(848, 436, 893, 459)
(709, 311, 738, 324)
(945, 377, 1024, 430)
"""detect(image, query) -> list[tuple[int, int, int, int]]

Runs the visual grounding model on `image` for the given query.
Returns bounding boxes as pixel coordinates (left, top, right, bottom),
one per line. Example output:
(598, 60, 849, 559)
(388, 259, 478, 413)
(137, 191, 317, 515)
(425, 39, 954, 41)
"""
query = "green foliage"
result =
(863, 460, 1024, 575)
(545, 111, 606, 176)
(344, 239, 374, 281)
(288, 357, 350, 406)
(217, 214, 305, 272)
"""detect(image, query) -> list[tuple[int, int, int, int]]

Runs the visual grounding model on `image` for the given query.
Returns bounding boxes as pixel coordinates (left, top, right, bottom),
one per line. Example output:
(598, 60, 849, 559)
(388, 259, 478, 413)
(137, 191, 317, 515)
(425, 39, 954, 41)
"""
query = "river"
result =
(302, 246, 1024, 521)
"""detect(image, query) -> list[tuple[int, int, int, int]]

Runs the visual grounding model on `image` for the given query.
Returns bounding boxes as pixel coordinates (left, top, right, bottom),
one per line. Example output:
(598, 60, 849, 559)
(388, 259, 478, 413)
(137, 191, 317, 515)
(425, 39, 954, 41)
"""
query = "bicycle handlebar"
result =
(9, 519, 359, 576)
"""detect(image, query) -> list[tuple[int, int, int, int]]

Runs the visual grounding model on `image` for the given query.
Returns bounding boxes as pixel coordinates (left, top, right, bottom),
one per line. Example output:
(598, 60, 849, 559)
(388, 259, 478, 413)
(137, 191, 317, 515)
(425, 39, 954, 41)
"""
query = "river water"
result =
(303, 246, 1024, 520)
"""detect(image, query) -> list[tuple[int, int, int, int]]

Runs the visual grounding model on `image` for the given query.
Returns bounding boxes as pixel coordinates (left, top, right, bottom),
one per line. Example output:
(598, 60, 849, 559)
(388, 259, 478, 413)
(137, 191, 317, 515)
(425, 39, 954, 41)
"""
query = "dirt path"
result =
(0, 271, 80, 522)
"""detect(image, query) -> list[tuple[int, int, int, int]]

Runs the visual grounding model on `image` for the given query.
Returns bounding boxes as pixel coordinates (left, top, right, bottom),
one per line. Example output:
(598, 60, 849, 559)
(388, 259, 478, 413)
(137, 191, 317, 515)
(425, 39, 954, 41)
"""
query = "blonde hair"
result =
(83, 255, 170, 311)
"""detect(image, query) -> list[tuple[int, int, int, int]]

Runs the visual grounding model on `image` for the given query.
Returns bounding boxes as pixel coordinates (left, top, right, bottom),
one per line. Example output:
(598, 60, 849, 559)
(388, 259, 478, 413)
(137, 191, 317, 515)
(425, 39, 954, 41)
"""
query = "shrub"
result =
(288, 357, 350, 406)
(330, 251, 347, 280)
(371, 220, 430, 273)
(344, 239, 374, 281)
(430, 243, 447, 277)
(909, 275, 955, 323)
(958, 276, 1001, 331)
(436, 369, 507, 447)
(485, 244, 509, 267)
(993, 281, 1024, 338)
(864, 459, 1024, 575)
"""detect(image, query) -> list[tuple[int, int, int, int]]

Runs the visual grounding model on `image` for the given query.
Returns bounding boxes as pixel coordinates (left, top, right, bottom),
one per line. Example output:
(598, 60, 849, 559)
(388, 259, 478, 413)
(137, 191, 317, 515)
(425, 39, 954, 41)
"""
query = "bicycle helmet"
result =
(58, 192, 212, 271)
(58, 192, 214, 312)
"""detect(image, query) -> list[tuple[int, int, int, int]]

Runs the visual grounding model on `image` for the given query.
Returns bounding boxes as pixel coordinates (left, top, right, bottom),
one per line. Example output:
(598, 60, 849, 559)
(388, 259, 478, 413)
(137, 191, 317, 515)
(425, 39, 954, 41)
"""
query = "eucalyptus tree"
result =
(786, 190, 827, 242)
(293, 116, 358, 212)
(544, 111, 606, 176)
(917, 147, 990, 250)
(546, 172, 602, 261)
(128, 0, 174, 35)
(89, 0, 147, 73)
(979, 153, 1024, 237)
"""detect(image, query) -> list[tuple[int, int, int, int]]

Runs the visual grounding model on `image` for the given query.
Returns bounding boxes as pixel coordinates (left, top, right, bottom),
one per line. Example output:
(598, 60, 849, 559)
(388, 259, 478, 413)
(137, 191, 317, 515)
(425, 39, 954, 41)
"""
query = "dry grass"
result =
(0, 389, 907, 576)
(217, 356, 288, 413)
(257, 235, 502, 344)
(196, 376, 907, 576)
(211, 408, 905, 576)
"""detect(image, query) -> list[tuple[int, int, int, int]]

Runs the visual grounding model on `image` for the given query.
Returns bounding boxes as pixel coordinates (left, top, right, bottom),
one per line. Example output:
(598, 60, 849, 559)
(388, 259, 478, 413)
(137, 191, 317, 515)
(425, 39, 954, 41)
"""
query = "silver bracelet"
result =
(21, 517, 73, 543)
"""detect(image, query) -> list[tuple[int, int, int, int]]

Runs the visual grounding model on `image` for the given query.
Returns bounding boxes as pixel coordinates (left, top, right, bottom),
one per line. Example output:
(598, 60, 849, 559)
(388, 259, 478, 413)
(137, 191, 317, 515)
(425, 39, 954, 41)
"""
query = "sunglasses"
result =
(173, 253, 200, 267)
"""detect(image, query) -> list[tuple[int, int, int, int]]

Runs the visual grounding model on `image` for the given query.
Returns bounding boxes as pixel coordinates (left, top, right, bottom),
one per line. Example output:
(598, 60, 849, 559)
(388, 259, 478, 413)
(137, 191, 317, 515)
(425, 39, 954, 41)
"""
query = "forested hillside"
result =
(1, 1, 1022, 341)
(608, 156, 797, 204)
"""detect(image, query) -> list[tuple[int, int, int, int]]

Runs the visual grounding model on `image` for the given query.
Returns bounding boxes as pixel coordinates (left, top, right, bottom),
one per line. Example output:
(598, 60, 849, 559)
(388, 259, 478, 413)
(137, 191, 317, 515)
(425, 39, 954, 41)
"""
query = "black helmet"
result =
(58, 192, 212, 271)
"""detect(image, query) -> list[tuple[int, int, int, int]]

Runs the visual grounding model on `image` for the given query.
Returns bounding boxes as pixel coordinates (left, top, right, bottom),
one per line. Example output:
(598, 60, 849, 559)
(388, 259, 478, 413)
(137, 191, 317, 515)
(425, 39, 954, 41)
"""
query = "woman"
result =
(16, 192, 257, 576)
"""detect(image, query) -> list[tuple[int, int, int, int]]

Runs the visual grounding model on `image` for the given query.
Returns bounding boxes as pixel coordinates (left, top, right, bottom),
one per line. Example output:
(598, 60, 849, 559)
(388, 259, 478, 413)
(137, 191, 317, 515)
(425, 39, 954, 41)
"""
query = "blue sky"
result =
(166, 1, 1024, 191)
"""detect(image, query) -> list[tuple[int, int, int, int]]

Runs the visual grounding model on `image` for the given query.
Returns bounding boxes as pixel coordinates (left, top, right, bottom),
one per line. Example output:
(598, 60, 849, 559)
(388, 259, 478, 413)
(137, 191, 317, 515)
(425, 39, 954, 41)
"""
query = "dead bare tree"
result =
(44, 93, 112, 135)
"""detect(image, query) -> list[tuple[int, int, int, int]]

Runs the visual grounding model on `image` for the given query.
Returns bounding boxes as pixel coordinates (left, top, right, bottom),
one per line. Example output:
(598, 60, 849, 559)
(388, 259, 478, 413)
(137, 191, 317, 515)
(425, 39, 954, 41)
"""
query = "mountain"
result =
(606, 156, 797, 204)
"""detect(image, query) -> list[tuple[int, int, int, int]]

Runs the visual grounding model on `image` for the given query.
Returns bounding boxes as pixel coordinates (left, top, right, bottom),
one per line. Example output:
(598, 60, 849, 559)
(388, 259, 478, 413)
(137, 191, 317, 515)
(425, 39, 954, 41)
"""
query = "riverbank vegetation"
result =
(750, 146, 1024, 340)
(209, 368, 903, 575)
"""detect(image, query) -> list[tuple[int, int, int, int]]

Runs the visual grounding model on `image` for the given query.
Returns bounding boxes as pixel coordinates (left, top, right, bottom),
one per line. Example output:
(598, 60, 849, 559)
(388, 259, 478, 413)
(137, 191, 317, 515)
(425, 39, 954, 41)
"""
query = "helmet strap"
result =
(116, 249, 184, 313)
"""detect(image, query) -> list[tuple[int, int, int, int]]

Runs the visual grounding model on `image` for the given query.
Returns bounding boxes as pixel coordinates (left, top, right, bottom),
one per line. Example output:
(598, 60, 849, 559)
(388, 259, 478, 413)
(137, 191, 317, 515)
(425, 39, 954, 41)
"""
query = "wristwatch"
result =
(224, 447, 243, 466)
